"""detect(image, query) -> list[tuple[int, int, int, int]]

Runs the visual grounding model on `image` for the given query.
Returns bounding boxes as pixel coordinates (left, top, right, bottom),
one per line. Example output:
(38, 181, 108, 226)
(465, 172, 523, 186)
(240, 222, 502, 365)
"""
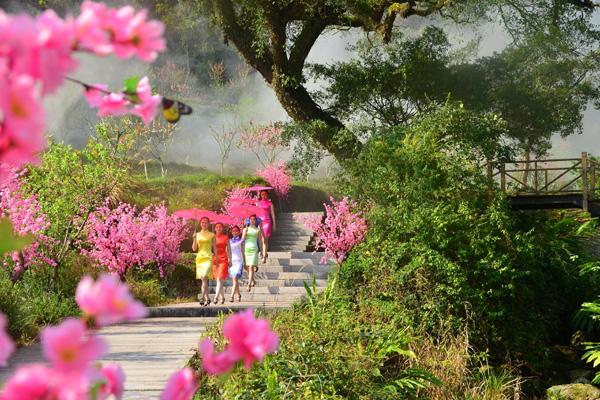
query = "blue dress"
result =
(229, 236, 244, 278)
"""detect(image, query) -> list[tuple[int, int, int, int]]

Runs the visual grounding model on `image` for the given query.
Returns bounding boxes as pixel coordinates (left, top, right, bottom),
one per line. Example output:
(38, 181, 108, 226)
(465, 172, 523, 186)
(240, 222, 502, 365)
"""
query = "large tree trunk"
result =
(271, 72, 362, 163)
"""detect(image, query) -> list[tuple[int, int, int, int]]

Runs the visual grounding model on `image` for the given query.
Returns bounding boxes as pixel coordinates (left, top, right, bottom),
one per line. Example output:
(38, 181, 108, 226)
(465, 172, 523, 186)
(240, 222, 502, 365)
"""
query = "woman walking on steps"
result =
(257, 190, 276, 264)
(192, 217, 217, 306)
(228, 225, 244, 302)
(242, 214, 265, 291)
(212, 222, 231, 304)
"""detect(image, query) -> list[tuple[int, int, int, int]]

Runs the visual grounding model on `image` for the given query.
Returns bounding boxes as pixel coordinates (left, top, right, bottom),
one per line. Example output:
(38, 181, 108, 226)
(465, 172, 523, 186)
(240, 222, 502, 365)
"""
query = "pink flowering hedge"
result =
(83, 202, 189, 279)
(0, 274, 279, 399)
(0, 171, 56, 281)
(299, 196, 368, 264)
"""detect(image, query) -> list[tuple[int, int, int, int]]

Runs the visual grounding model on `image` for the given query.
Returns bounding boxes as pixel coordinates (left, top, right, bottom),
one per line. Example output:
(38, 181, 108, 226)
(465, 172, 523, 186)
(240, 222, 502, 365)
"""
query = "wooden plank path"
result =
(0, 318, 216, 399)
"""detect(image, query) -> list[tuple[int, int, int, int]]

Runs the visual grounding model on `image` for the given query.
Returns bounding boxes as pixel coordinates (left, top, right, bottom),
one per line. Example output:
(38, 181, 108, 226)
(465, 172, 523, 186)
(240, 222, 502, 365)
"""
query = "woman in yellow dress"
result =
(192, 217, 218, 306)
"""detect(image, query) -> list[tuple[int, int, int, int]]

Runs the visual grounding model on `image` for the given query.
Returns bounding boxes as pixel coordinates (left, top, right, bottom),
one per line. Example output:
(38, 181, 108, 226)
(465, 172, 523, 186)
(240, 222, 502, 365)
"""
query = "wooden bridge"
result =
(487, 152, 600, 217)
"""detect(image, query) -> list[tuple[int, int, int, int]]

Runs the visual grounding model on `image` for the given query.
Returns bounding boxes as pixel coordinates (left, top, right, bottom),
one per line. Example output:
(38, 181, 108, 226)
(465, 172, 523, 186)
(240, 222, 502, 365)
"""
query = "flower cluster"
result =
(84, 76, 161, 124)
(0, 171, 56, 278)
(0, 313, 14, 367)
(0, 1, 165, 181)
(240, 123, 283, 150)
(0, 275, 138, 399)
(256, 161, 292, 199)
(299, 197, 368, 264)
(199, 309, 279, 375)
(221, 186, 257, 216)
(0, 275, 279, 399)
(239, 122, 286, 167)
(84, 202, 189, 278)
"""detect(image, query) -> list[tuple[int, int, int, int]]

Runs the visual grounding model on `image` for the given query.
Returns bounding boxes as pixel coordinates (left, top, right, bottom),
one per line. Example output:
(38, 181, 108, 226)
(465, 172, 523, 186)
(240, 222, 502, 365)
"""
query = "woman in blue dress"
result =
(228, 225, 245, 302)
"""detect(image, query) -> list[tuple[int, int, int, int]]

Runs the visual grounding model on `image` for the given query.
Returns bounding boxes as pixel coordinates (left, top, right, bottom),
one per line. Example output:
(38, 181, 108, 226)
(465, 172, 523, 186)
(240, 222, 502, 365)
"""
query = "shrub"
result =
(340, 105, 589, 367)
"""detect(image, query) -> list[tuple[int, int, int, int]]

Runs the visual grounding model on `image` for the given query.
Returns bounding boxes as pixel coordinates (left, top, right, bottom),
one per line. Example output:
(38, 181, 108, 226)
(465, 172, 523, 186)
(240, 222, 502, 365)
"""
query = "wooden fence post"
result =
(591, 161, 596, 201)
(500, 164, 506, 192)
(582, 152, 589, 211)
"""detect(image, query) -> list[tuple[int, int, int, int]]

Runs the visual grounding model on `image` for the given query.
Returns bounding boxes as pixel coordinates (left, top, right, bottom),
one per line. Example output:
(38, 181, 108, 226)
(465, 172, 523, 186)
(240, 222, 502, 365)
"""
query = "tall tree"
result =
(193, 0, 600, 163)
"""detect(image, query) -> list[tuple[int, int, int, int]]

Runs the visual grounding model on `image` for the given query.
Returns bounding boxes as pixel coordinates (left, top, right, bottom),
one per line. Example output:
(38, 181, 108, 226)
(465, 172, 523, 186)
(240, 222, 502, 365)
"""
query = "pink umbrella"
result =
(228, 198, 257, 206)
(213, 214, 241, 226)
(227, 205, 263, 218)
(173, 209, 219, 222)
(243, 185, 273, 192)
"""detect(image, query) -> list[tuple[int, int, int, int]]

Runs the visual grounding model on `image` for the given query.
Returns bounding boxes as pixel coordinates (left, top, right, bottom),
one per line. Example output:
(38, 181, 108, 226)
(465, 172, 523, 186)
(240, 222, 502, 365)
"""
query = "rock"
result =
(547, 383, 600, 400)
(568, 369, 593, 384)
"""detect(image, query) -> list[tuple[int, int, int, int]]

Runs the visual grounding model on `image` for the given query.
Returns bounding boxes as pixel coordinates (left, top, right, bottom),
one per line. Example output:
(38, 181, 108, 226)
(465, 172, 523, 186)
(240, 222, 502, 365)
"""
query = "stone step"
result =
(212, 271, 331, 279)
(268, 240, 312, 247)
(268, 231, 313, 237)
(206, 286, 324, 294)
(262, 258, 324, 266)
(208, 278, 329, 287)
(270, 246, 309, 252)
(267, 251, 324, 259)
(250, 264, 331, 272)
(148, 302, 294, 318)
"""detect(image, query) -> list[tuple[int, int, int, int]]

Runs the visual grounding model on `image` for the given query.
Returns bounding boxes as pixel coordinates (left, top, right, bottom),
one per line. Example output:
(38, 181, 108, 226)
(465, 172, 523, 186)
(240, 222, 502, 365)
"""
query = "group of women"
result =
(192, 190, 276, 306)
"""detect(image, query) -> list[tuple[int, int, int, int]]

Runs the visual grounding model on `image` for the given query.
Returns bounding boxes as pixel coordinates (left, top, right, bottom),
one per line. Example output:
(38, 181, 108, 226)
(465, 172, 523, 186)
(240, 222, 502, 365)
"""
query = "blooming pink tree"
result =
(0, 171, 56, 281)
(299, 197, 368, 264)
(84, 202, 189, 279)
(257, 161, 292, 199)
(239, 122, 286, 168)
(0, 274, 278, 399)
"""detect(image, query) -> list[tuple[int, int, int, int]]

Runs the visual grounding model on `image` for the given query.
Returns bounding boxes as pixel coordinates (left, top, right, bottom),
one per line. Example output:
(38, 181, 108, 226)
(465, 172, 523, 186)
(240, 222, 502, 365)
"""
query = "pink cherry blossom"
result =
(76, 274, 147, 326)
(0, 364, 58, 399)
(41, 318, 107, 371)
(0, 313, 15, 367)
(83, 84, 109, 107)
(0, 364, 93, 400)
(199, 339, 236, 375)
(0, 75, 46, 148)
(131, 76, 161, 124)
(110, 7, 165, 62)
(221, 309, 279, 369)
(74, 1, 113, 55)
(298, 196, 367, 264)
(97, 92, 131, 117)
(256, 161, 291, 199)
(160, 368, 198, 400)
(98, 363, 125, 400)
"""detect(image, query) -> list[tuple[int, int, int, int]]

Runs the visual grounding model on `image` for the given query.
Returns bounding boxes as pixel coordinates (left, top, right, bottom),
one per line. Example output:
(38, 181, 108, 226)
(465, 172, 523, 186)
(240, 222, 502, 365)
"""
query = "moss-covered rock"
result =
(547, 383, 600, 400)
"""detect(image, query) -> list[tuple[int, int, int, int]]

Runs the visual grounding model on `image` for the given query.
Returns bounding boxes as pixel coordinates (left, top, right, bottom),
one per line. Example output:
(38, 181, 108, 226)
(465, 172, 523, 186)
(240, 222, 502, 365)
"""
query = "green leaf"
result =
(123, 76, 140, 95)
(0, 219, 33, 254)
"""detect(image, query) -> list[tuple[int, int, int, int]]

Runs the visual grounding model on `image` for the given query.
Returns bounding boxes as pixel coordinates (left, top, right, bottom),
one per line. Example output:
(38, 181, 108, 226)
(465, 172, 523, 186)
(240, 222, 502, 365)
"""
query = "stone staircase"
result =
(149, 212, 330, 317)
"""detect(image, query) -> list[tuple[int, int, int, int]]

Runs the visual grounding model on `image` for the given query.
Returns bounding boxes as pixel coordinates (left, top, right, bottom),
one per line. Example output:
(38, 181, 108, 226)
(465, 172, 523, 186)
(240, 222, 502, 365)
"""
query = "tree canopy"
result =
(193, 0, 600, 162)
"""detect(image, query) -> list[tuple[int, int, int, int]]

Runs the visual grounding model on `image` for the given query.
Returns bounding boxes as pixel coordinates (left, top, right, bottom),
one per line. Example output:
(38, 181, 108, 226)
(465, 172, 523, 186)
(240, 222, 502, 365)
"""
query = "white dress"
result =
(229, 237, 244, 278)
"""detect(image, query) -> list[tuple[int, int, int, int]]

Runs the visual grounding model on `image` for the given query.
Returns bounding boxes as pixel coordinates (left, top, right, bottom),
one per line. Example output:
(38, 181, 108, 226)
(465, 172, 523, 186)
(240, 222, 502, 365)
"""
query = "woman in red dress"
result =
(212, 223, 231, 304)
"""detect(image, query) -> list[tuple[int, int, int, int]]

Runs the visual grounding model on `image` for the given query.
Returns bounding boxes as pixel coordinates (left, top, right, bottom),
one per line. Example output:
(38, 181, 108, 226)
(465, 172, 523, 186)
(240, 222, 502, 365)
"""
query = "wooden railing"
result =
(488, 152, 600, 211)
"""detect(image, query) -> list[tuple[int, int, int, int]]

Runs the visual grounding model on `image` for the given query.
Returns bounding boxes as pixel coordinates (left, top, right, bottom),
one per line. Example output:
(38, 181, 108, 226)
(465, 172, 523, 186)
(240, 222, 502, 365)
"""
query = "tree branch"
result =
(288, 19, 328, 75)
(214, 0, 274, 82)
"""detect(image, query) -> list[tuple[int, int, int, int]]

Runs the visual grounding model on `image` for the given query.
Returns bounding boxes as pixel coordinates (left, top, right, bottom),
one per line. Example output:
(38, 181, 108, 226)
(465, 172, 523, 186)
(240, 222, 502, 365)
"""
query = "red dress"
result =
(212, 233, 229, 280)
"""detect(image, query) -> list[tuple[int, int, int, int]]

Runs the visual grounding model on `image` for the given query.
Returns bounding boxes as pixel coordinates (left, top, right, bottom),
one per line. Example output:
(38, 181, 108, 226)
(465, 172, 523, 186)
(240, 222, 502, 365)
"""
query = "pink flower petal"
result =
(160, 367, 198, 400)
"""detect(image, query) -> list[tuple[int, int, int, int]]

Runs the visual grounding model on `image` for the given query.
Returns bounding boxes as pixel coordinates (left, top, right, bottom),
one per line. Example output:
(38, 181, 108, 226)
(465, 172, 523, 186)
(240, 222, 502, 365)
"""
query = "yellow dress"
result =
(195, 231, 214, 279)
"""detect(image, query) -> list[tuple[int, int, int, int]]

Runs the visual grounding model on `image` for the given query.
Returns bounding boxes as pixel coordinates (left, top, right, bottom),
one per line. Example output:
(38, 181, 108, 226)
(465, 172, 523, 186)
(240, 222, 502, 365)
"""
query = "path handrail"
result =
(488, 152, 598, 211)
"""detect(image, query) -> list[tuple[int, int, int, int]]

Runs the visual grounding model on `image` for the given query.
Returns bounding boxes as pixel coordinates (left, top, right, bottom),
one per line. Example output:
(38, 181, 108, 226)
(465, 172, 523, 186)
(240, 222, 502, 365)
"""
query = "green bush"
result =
(193, 278, 440, 399)
(0, 267, 79, 344)
(340, 105, 590, 365)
